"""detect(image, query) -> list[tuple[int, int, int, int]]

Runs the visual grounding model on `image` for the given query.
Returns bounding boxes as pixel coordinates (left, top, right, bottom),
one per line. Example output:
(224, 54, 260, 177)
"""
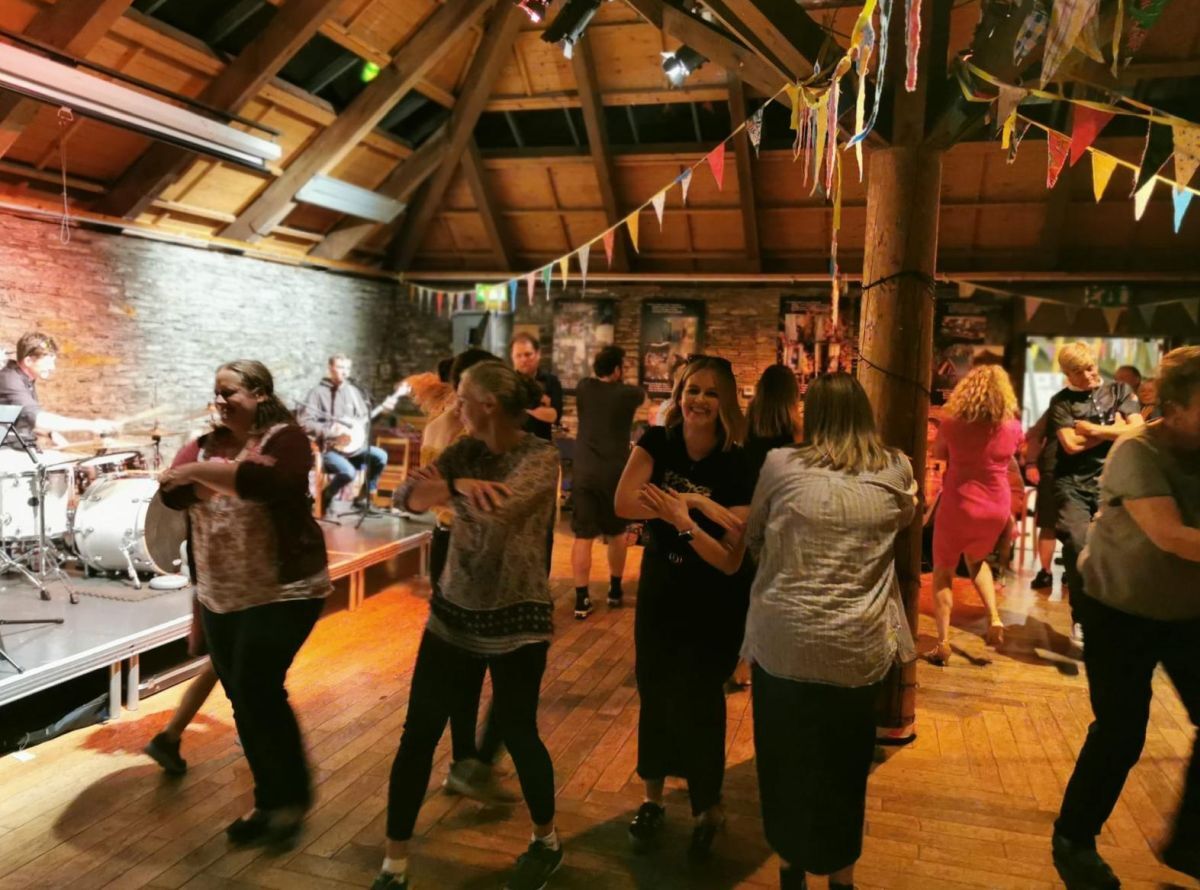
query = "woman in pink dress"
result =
(929, 365, 1024, 664)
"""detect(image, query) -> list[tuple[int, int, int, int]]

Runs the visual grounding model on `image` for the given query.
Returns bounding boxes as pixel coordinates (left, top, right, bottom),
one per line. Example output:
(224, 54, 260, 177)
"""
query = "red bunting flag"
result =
(1069, 106, 1115, 167)
(602, 229, 615, 267)
(1047, 131, 1071, 188)
(706, 142, 726, 191)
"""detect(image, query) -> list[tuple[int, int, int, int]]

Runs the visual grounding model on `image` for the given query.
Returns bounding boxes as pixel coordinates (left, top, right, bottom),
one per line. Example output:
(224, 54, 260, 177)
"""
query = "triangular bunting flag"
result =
(602, 229, 615, 267)
(1063, 304, 1079, 326)
(1126, 0, 1172, 55)
(679, 168, 693, 205)
(526, 272, 536, 305)
(1008, 122, 1032, 164)
(707, 142, 727, 191)
(1047, 131, 1071, 189)
(508, 279, 518, 313)
(1041, 0, 1099, 87)
(436, 292, 444, 316)
(1173, 185, 1195, 233)
(1024, 297, 1043, 323)
(1014, 1, 1049, 66)
(541, 265, 553, 295)
(1102, 306, 1124, 334)
(1074, 12, 1105, 63)
(746, 108, 763, 157)
(1092, 151, 1118, 201)
(625, 211, 640, 253)
(1134, 121, 1173, 194)
(578, 242, 590, 292)
(996, 85, 1027, 141)
(1133, 176, 1156, 220)
(1183, 299, 1200, 326)
(558, 255, 570, 288)
(651, 189, 667, 229)
(1136, 303, 1156, 328)
(1172, 122, 1200, 189)
(1069, 107, 1114, 166)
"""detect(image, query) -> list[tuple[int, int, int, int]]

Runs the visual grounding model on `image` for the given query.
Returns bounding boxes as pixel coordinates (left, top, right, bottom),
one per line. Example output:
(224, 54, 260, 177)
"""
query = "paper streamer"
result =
(1041, 0, 1099, 87)
(651, 189, 667, 229)
(905, 0, 922, 92)
(1172, 185, 1194, 232)
(625, 211, 639, 253)
(825, 81, 839, 197)
(1069, 106, 1114, 166)
(1047, 131, 1071, 188)
(1133, 176, 1156, 220)
(578, 242, 590, 293)
(849, 0, 892, 148)
(1092, 151, 1118, 200)
(853, 17, 875, 180)
(707, 142, 727, 191)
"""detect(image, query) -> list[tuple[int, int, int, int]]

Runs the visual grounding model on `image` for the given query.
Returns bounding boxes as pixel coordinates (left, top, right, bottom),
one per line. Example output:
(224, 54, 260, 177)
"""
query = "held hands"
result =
(681, 492, 745, 534)
(455, 479, 513, 513)
(1074, 420, 1098, 438)
(638, 483, 693, 530)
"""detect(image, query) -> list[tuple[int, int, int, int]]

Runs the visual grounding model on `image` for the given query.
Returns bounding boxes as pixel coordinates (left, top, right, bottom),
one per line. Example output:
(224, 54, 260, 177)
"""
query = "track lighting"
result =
(661, 46, 708, 86)
(516, 0, 549, 23)
(542, 0, 602, 60)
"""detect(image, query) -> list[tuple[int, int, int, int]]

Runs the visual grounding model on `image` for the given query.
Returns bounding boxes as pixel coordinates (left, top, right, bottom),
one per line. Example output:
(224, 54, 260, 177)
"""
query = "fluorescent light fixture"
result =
(0, 40, 282, 171)
(295, 174, 406, 223)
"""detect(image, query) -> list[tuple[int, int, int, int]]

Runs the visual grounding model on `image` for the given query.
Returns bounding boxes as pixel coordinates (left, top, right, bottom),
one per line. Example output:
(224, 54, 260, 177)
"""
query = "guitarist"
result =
(301, 354, 390, 514)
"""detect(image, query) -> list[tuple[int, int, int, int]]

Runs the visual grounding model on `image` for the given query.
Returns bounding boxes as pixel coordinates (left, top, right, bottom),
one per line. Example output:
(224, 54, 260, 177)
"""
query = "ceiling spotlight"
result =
(542, 0, 602, 60)
(517, 0, 549, 23)
(661, 46, 708, 86)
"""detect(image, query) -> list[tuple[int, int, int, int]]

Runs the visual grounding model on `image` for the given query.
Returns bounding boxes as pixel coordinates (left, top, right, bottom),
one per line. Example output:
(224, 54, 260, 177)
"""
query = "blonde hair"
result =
(664, 356, 745, 449)
(944, 365, 1018, 425)
(1057, 341, 1096, 376)
(1157, 346, 1200, 414)
(793, 372, 895, 474)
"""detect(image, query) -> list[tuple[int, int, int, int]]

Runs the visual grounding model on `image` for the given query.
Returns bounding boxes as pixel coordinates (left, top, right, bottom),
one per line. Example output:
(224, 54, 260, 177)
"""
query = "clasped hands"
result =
(410, 464, 513, 513)
(637, 484, 744, 536)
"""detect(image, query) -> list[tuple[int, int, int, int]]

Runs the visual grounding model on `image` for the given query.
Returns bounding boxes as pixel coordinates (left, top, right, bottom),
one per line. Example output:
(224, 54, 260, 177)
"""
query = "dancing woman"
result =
(376, 361, 561, 890)
(158, 360, 329, 846)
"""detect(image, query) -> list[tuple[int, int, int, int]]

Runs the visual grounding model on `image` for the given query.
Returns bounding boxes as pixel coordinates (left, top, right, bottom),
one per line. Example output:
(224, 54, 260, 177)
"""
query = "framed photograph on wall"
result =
(777, 295, 858, 395)
(933, 298, 1008, 404)
(639, 300, 705, 398)
(553, 300, 616, 393)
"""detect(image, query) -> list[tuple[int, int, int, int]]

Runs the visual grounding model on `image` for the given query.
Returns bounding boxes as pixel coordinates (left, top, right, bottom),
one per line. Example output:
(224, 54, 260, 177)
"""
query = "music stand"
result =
(0, 405, 65, 673)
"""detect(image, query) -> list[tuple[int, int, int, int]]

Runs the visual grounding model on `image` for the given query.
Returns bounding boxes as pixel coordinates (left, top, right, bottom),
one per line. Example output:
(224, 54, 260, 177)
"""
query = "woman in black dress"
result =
(744, 363, 801, 485)
(614, 355, 753, 860)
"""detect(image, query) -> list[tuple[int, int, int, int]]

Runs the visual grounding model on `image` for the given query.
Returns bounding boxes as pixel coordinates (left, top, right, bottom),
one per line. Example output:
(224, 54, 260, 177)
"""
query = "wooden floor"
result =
(0, 532, 1195, 890)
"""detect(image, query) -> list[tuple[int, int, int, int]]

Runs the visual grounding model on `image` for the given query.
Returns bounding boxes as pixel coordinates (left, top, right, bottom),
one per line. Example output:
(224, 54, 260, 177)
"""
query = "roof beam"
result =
(308, 126, 447, 261)
(0, 0, 135, 160)
(387, 2, 524, 271)
(222, 0, 493, 243)
(96, 0, 344, 219)
(701, 0, 826, 81)
(461, 138, 516, 270)
(727, 74, 761, 272)
(571, 32, 629, 271)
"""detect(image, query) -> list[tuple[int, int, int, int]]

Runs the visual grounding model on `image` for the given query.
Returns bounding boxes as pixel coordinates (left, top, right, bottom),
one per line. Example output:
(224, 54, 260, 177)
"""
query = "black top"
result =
(0, 360, 39, 448)
(636, 425, 754, 575)
(574, 377, 644, 485)
(523, 370, 563, 441)
(743, 431, 795, 488)
(1048, 382, 1140, 488)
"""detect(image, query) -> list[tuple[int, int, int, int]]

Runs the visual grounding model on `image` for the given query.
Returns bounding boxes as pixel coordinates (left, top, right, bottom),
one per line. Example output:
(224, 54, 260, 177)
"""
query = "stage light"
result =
(661, 46, 708, 86)
(517, 0, 549, 23)
(542, 0, 602, 60)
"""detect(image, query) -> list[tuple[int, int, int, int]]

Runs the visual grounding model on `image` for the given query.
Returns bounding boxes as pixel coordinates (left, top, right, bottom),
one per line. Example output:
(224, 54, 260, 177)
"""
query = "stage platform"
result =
(0, 513, 432, 713)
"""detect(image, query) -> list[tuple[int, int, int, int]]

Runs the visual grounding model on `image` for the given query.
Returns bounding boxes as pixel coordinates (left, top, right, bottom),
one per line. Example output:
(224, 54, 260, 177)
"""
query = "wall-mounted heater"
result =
(0, 39, 282, 172)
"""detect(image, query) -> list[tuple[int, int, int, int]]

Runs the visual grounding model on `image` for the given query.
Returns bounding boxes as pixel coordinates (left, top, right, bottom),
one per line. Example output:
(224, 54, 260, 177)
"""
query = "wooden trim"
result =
(222, 0, 494, 242)
(727, 75, 761, 273)
(460, 139, 516, 271)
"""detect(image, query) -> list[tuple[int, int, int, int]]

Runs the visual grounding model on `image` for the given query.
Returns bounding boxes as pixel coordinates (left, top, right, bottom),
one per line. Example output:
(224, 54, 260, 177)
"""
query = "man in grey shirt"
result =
(1052, 346, 1200, 889)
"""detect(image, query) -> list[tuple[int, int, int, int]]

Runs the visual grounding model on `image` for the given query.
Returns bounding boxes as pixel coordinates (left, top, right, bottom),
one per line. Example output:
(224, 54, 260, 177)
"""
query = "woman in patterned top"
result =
(158, 360, 330, 849)
(743, 372, 916, 890)
(376, 361, 562, 890)
(614, 355, 753, 861)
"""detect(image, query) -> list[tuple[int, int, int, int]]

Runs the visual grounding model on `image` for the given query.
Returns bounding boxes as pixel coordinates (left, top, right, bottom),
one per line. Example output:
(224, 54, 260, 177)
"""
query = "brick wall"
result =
(0, 215, 449, 454)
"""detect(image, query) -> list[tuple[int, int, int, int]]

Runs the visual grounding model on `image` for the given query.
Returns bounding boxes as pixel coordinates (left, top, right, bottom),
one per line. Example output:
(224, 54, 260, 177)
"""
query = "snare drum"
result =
(72, 475, 187, 575)
(74, 450, 146, 496)
(0, 448, 72, 539)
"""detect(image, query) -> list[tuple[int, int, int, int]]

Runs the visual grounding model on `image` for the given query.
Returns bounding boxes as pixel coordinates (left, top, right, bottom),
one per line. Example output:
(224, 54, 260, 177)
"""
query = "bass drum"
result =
(72, 475, 187, 575)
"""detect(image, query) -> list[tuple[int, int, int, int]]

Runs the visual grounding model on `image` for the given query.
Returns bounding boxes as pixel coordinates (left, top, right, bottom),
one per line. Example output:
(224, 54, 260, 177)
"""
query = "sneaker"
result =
(574, 594, 592, 620)
(1072, 622, 1085, 647)
(443, 758, 519, 804)
(506, 838, 563, 890)
(606, 590, 622, 608)
(1051, 834, 1120, 889)
(371, 873, 409, 890)
(1162, 835, 1200, 880)
(1032, 568, 1054, 590)
(628, 802, 666, 852)
(144, 732, 186, 776)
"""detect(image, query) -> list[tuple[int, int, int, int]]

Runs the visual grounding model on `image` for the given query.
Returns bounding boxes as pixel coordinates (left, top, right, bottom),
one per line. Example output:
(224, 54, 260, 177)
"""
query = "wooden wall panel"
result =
(507, 214, 572, 253)
(974, 204, 1044, 250)
(547, 165, 603, 210)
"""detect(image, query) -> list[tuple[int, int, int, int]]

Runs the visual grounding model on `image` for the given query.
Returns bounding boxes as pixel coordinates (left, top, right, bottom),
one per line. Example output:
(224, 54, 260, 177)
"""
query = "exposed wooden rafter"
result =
(96, 0, 344, 219)
(702, 0, 826, 82)
(308, 126, 447, 261)
(0, 0, 135, 160)
(222, 0, 493, 243)
(727, 74, 761, 272)
(571, 33, 629, 272)
(387, 2, 524, 271)
(461, 138, 516, 271)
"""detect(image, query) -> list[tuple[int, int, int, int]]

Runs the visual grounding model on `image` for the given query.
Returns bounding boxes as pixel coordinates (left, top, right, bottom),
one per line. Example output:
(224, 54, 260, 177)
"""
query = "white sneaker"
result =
(443, 759, 519, 804)
(1071, 622, 1085, 647)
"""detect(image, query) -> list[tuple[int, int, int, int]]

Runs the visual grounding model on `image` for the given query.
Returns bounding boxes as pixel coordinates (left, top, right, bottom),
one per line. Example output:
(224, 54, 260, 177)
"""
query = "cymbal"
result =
(60, 437, 154, 453)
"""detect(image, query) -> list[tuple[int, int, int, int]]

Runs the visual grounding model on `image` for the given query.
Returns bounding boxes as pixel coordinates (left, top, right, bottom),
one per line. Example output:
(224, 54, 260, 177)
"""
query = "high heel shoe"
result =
(985, 621, 1005, 648)
(926, 640, 952, 666)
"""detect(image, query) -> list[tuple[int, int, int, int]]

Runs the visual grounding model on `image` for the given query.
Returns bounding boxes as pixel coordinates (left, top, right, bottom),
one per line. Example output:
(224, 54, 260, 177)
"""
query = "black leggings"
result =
(386, 631, 555, 840)
(201, 597, 324, 812)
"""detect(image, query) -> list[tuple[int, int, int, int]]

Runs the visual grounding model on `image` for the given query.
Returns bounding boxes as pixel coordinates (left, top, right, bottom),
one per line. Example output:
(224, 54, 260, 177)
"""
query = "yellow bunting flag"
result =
(625, 210, 640, 253)
(1133, 176, 1156, 220)
(1091, 151, 1118, 202)
(558, 254, 570, 287)
(812, 92, 829, 196)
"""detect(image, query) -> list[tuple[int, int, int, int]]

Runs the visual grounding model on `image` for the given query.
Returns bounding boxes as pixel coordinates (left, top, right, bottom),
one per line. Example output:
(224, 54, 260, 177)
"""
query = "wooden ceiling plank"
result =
(96, 0, 345, 219)
(571, 33, 629, 271)
(701, 0, 824, 81)
(727, 74, 761, 272)
(461, 138, 516, 270)
(0, 0, 136, 161)
(223, 0, 494, 243)
(388, 2, 525, 271)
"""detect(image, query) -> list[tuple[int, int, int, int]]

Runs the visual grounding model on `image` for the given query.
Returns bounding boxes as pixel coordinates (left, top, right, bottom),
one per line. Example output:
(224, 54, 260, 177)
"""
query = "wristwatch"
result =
(676, 526, 696, 542)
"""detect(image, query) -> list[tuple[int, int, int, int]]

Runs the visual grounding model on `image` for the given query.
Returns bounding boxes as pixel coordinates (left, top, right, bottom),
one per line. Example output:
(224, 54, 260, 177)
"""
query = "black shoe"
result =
(144, 732, 186, 776)
(574, 594, 592, 620)
(226, 811, 302, 849)
(506, 838, 564, 890)
(1032, 569, 1053, 590)
(1052, 834, 1120, 889)
(1162, 835, 1200, 880)
(371, 873, 410, 890)
(687, 815, 724, 861)
(830, 883, 855, 890)
(628, 802, 666, 852)
(607, 590, 623, 607)
(780, 865, 808, 890)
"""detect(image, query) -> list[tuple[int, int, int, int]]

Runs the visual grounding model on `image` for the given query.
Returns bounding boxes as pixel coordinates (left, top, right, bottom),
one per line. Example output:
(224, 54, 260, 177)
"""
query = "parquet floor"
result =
(0, 532, 1195, 890)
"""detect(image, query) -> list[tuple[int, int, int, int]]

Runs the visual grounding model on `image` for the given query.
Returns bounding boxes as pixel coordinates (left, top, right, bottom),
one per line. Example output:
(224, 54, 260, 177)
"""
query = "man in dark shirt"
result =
(570, 346, 645, 618)
(511, 333, 563, 574)
(1046, 342, 1142, 644)
(0, 332, 117, 451)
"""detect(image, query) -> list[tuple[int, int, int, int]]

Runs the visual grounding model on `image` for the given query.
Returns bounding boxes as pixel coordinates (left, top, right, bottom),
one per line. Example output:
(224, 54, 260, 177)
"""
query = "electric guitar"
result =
(327, 381, 408, 455)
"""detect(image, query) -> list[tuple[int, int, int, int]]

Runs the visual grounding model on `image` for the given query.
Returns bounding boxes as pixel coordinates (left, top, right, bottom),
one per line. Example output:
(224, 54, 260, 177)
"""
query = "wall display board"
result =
(639, 300, 705, 397)
(553, 300, 615, 393)
(777, 294, 858, 394)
